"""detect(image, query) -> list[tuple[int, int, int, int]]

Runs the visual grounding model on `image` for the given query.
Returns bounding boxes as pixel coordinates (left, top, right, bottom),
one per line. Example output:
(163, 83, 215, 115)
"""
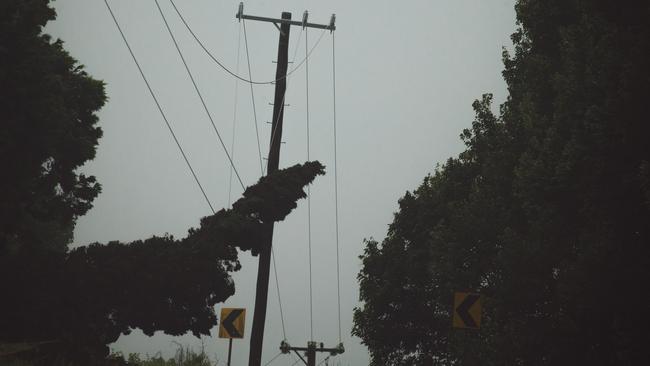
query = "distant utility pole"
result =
(235, 3, 337, 366)
(280, 341, 343, 366)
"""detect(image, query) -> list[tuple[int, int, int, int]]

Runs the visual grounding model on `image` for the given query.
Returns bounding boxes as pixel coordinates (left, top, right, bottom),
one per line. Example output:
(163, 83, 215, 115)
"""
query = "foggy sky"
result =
(46, 1, 516, 364)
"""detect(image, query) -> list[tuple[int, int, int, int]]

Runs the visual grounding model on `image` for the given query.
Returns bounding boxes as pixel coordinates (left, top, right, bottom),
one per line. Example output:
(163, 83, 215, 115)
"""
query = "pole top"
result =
(236, 2, 243, 21)
(236, 3, 335, 31)
(329, 14, 336, 32)
(280, 340, 291, 354)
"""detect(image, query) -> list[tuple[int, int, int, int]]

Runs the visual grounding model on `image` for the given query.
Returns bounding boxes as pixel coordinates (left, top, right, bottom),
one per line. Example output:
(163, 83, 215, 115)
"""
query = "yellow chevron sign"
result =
(219, 308, 246, 338)
(453, 292, 481, 329)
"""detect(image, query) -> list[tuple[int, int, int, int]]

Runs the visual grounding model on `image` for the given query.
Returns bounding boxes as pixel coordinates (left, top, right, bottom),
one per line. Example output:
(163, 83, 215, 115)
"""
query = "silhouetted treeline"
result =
(0, 0, 105, 256)
(1, 1, 326, 364)
(353, 1, 650, 365)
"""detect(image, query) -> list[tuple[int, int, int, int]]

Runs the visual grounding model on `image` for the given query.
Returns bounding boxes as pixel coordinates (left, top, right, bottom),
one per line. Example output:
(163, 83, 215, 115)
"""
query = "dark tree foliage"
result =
(0, 161, 325, 364)
(353, 1, 650, 365)
(0, 0, 106, 254)
(0, 1, 327, 363)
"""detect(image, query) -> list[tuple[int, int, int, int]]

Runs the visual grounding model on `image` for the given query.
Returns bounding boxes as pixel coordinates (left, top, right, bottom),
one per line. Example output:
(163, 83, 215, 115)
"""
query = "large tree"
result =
(353, 1, 650, 365)
(0, 1, 327, 364)
(0, 0, 105, 254)
(1, 161, 325, 364)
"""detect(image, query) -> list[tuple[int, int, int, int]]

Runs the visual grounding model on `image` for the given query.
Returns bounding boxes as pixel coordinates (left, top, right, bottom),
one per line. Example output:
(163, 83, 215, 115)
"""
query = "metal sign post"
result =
(219, 308, 247, 366)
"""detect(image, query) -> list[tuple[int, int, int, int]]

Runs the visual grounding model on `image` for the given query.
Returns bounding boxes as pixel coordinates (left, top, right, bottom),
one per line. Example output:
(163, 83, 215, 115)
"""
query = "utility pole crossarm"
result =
(280, 341, 345, 366)
(280, 345, 344, 355)
(236, 3, 336, 31)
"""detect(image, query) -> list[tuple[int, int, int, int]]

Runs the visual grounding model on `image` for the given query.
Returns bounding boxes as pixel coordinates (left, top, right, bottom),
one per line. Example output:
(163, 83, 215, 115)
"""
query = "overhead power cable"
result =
(271, 247, 287, 340)
(305, 28, 314, 343)
(316, 356, 331, 366)
(103, 0, 215, 214)
(332, 32, 342, 343)
(170, 0, 326, 85)
(228, 22, 243, 206)
(241, 19, 265, 176)
(155, 0, 245, 190)
(262, 351, 283, 366)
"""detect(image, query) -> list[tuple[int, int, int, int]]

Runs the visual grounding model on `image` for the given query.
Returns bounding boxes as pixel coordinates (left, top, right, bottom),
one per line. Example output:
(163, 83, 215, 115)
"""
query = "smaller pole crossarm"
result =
(285, 347, 343, 354)
(280, 341, 345, 356)
(238, 14, 335, 31)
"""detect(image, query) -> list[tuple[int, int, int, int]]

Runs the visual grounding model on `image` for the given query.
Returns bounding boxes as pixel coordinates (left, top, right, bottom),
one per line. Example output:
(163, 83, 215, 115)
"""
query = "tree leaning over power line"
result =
(0, 1, 328, 364)
(1, 161, 325, 365)
(353, 1, 650, 365)
(0, 0, 106, 254)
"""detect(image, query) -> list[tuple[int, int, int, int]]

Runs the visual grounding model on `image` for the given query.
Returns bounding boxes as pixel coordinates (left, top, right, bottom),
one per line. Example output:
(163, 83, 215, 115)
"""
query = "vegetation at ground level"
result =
(1, 344, 216, 366)
(353, 1, 650, 365)
(116, 345, 215, 366)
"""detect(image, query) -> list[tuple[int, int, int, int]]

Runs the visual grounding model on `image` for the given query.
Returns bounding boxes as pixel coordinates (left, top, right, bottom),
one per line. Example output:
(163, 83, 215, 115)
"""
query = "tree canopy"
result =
(1, 161, 325, 364)
(0, 1, 327, 364)
(1, 0, 106, 254)
(353, 1, 650, 365)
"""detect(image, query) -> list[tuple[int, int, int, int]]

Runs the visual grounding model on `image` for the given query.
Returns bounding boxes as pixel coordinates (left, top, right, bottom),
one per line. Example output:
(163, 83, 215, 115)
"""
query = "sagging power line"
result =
(170, 0, 329, 85)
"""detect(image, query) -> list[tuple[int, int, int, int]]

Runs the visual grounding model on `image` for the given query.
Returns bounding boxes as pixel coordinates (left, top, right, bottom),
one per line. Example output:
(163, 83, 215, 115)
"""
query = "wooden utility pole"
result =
(235, 4, 336, 366)
(248, 11, 291, 366)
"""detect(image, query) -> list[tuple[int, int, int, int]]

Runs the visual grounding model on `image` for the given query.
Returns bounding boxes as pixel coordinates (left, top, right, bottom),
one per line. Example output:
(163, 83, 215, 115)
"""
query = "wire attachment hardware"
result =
(235, 5, 335, 31)
(236, 2, 244, 21)
(280, 340, 291, 354)
(332, 342, 344, 356)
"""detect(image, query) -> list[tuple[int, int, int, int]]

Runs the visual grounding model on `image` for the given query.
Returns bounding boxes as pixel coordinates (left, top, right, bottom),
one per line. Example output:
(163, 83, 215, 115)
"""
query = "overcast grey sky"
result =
(47, 1, 516, 364)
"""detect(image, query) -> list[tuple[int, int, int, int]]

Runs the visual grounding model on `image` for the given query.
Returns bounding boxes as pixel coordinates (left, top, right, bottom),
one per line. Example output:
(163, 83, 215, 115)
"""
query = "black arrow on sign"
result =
(455, 294, 480, 328)
(222, 309, 244, 338)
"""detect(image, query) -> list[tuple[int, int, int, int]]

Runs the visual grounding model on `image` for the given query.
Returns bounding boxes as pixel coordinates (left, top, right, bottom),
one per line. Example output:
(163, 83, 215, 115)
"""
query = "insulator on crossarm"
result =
(236, 2, 244, 21)
(329, 14, 336, 32)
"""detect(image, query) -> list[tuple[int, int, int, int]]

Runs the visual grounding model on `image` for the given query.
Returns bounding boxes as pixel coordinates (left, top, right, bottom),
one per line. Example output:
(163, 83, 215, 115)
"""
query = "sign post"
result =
(219, 308, 246, 366)
(227, 339, 233, 366)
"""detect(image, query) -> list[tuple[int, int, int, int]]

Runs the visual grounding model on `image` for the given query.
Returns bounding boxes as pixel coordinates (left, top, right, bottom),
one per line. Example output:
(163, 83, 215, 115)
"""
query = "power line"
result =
(155, 0, 245, 190)
(272, 247, 287, 340)
(103, 0, 215, 214)
(170, 0, 326, 85)
(305, 27, 314, 343)
(242, 19, 265, 175)
(228, 22, 243, 206)
(262, 351, 283, 366)
(332, 32, 342, 343)
(317, 356, 331, 366)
